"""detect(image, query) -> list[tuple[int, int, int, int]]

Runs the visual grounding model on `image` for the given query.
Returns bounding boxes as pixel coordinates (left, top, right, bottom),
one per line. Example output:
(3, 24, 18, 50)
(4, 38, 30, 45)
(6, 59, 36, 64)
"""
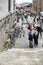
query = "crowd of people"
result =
(8, 12, 43, 48)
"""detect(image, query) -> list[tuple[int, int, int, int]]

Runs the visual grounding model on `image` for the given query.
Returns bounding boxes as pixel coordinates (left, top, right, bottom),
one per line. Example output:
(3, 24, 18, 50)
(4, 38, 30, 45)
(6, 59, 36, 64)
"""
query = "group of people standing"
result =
(28, 15, 43, 48)
(13, 12, 43, 48)
(28, 25, 39, 48)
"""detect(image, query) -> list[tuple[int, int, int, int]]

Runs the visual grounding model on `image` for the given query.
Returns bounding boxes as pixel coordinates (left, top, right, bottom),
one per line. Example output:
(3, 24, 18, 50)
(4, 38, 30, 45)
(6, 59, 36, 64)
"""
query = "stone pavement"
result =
(0, 48, 43, 65)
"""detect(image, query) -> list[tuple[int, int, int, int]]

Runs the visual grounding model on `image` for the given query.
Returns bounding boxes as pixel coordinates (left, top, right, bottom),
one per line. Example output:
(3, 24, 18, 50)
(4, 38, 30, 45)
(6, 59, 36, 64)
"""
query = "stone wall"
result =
(0, 12, 16, 51)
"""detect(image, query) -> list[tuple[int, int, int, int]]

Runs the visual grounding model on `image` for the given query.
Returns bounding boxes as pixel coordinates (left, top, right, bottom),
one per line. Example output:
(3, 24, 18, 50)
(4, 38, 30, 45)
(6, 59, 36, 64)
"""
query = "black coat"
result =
(33, 32, 38, 40)
(36, 26, 42, 32)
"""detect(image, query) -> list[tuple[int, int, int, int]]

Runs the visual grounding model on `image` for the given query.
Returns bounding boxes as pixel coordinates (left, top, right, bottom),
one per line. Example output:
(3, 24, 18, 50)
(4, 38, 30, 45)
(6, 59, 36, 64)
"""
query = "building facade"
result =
(0, 0, 15, 19)
(33, 0, 43, 12)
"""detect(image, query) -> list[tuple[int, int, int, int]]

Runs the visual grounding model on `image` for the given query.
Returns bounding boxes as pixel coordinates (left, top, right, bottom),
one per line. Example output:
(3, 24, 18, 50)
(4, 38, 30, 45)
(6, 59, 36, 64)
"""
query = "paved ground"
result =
(0, 48, 43, 65)
(14, 26, 29, 48)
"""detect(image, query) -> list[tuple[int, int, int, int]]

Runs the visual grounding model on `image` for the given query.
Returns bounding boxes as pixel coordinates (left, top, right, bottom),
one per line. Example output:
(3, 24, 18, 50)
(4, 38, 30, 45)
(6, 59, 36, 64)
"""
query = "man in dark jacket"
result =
(33, 29, 38, 46)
